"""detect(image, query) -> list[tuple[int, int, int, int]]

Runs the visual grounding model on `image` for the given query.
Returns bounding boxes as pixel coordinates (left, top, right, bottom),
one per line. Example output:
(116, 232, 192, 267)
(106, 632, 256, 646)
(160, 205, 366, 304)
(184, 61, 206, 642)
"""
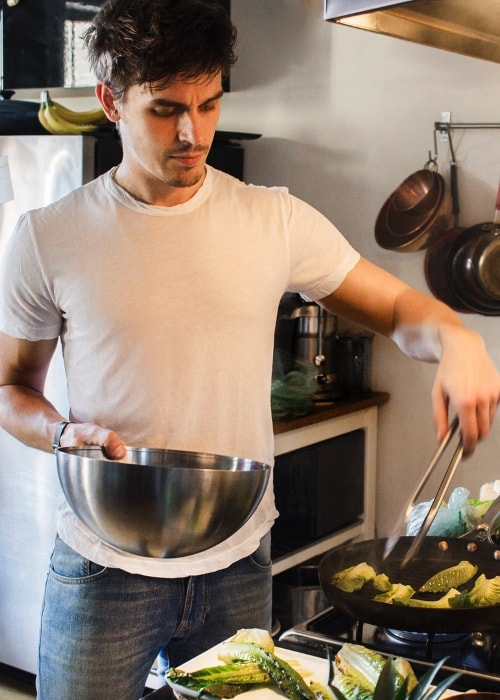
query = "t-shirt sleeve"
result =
(285, 193, 360, 301)
(0, 212, 62, 340)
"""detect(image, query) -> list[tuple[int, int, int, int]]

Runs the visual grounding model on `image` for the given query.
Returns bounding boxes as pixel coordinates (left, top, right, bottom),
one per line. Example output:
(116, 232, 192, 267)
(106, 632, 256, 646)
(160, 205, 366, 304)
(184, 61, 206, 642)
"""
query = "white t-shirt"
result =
(0, 166, 360, 577)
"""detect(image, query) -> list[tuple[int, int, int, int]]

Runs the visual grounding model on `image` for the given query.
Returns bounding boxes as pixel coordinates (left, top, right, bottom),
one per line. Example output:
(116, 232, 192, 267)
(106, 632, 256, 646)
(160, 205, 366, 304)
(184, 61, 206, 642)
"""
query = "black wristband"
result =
(52, 420, 73, 450)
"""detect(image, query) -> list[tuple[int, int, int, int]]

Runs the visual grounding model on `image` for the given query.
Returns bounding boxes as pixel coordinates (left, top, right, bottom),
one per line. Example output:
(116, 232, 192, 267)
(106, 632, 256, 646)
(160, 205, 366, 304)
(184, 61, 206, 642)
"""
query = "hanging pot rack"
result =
(431, 121, 500, 165)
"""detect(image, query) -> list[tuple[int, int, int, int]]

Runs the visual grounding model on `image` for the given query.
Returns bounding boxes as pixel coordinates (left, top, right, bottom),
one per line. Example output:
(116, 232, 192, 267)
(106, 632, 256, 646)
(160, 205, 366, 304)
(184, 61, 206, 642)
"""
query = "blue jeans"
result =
(37, 533, 272, 700)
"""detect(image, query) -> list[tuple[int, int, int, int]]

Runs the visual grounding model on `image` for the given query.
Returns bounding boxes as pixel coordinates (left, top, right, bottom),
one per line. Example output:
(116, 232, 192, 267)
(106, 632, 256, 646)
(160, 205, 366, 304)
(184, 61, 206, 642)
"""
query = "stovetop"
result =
(278, 606, 500, 693)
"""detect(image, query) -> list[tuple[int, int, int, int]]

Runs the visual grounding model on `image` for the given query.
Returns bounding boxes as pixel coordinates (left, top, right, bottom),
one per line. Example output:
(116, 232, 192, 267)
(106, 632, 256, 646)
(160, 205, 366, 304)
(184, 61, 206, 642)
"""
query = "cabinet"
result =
(271, 392, 389, 575)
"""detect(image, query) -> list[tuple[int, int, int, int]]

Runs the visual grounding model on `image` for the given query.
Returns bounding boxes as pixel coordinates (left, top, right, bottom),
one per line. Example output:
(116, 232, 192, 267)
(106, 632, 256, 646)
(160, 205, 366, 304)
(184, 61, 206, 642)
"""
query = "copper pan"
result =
(375, 166, 452, 252)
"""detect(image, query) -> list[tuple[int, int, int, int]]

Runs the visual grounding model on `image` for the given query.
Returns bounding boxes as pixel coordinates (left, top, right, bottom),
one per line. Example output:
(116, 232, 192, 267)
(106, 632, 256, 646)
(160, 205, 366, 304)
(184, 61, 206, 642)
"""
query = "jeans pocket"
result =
(248, 531, 272, 570)
(49, 535, 107, 582)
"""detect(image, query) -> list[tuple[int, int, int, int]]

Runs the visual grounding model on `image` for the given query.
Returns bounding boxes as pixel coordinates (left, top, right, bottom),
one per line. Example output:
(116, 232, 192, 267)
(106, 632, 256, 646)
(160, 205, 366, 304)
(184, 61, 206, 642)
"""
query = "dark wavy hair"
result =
(84, 0, 237, 98)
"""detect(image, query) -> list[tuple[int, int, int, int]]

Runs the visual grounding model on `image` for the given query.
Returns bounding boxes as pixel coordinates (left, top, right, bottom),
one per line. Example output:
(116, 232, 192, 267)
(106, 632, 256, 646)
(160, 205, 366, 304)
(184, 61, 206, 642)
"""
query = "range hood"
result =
(324, 0, 500, 64)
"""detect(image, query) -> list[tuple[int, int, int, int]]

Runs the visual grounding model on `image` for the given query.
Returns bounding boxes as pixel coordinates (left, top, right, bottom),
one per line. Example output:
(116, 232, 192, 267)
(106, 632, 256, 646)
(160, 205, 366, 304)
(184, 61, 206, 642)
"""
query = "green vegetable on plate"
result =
(166, 629, 462, 700)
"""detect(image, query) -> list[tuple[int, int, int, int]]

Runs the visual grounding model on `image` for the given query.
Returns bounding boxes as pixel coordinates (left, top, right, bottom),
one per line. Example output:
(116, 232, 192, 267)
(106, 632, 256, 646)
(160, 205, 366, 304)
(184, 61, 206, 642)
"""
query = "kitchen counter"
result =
(273, 391, 389, 435)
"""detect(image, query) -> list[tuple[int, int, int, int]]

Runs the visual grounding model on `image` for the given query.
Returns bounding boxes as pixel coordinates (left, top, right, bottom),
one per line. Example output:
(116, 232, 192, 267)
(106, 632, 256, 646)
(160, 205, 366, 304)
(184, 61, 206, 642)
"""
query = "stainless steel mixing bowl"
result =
(56, 446, 270, 558)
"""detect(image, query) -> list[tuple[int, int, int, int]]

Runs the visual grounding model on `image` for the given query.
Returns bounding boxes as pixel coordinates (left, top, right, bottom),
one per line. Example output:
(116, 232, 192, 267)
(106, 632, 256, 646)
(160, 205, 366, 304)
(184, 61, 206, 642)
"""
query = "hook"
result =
(433, 127, 439, 162)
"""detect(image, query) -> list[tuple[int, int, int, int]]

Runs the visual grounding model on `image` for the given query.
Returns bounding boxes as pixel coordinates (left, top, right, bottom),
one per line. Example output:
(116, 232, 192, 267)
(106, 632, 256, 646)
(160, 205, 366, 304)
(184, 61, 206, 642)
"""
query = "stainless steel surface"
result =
(0, 135, 95, 675)
(324, 0, 500, 65)
(279, 607, 500, 692)
(383, 417, 462, 561)
(56, 446, 270, 558)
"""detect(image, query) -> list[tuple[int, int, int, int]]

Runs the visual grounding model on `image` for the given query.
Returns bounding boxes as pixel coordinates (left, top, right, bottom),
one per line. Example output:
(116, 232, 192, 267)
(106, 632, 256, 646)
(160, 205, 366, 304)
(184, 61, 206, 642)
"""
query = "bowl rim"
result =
(56, 445, 271, 472)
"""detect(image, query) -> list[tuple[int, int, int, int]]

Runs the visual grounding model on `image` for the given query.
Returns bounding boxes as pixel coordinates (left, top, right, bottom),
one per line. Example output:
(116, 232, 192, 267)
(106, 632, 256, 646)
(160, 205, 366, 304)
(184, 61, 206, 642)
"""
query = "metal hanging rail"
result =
(431, 122, 500, 166)
(435, 121, 500, 131)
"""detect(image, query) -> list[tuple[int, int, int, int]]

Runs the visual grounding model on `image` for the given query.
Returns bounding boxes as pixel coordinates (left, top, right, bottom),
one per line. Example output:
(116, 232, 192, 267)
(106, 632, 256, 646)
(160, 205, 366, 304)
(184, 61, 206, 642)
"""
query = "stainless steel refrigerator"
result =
(0, 133, 121, 674)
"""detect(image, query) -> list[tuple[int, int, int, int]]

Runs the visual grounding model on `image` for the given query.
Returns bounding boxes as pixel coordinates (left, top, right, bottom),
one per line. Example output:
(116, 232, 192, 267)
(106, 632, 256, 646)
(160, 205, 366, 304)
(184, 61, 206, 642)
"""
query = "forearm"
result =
(390, 286, 479, 362)
(0, 384, 67, 453)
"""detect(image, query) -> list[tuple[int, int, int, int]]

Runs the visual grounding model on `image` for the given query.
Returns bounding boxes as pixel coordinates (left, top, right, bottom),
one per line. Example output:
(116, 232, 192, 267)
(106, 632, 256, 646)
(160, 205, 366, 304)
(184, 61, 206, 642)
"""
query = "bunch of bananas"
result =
(38, 90, 110, 135)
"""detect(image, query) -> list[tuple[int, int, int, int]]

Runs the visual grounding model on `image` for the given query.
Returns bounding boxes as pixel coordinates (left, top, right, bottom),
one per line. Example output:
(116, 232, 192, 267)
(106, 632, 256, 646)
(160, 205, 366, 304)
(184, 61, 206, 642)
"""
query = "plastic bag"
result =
(406, 486, 479, 538)
(271, 350, 317, 419)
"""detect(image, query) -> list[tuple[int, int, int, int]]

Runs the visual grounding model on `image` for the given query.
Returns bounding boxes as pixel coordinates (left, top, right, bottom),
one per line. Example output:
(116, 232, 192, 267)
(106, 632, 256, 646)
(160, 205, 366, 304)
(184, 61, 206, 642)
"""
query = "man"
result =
(0, 1, 498, 698)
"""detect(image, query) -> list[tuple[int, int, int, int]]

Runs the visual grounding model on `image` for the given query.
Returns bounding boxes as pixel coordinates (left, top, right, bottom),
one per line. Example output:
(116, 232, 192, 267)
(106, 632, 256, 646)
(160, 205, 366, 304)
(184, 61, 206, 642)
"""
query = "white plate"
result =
(165, 641, 469, 699)
(165, 643, 329, 699)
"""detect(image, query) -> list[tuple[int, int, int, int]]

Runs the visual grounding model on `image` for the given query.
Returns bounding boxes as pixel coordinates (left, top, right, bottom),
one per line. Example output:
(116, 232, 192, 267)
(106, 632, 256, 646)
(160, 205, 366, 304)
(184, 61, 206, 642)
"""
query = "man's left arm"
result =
(319, 257, 500, 454)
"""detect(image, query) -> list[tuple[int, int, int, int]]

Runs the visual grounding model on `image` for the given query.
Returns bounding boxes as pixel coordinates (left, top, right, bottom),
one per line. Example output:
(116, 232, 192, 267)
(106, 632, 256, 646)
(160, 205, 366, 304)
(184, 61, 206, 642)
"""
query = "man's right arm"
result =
(0, 332, 125, 457)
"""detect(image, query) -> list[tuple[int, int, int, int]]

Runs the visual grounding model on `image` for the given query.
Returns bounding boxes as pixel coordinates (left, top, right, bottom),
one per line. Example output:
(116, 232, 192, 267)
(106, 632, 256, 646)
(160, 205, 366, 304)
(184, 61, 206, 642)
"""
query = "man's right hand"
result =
(58, 421, 126, 460)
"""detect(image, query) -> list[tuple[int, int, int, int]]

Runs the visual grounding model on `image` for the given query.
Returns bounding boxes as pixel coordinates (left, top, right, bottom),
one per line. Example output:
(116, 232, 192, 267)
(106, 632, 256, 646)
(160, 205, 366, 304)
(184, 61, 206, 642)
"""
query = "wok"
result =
(319, 536, 500, 633)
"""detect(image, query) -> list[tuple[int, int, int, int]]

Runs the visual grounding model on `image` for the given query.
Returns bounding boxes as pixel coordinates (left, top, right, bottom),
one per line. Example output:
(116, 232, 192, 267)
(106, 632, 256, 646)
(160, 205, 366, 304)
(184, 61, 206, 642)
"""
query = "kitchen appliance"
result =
(335, 331, 373, 397)
(0, 132, 120, 676)
(274, 295, 343, 402)
(324, 0, 500, 65)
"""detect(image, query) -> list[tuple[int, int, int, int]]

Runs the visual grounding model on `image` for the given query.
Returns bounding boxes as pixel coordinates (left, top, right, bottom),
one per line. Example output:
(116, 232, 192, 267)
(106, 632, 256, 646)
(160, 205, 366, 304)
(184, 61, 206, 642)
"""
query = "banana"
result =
(38, 90, 107, 135)
(37, 99, 53, 134)
(46, 92, 109, 126)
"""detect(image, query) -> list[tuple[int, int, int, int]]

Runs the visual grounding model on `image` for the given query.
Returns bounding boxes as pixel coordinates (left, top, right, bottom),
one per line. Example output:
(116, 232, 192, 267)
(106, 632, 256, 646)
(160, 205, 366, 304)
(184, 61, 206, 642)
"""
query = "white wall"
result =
(220, 0, 500, 535)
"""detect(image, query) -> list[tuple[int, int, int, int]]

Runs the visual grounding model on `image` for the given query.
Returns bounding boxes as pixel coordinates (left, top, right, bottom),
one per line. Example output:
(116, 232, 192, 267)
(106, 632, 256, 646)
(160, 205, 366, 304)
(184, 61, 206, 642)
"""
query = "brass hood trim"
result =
(324, 0, 500, 64)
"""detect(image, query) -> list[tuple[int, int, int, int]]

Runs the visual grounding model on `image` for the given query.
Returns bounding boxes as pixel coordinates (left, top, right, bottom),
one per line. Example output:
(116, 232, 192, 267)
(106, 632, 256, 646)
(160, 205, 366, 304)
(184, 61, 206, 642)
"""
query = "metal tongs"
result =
(383, 416, 463, 567)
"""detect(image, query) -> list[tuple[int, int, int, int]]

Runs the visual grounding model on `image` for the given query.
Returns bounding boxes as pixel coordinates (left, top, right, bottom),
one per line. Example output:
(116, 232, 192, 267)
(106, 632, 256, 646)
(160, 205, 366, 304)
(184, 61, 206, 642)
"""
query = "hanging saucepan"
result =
(424, 158, 471, 313)
(448, 222, 500, 316)
(319, 536, 500, 633)
(375, 161, 452, 252)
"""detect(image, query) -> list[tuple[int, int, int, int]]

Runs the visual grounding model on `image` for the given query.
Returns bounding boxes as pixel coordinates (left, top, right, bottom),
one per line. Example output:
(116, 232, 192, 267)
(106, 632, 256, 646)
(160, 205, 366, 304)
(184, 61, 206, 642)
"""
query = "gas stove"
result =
(278, 606, 500, 694)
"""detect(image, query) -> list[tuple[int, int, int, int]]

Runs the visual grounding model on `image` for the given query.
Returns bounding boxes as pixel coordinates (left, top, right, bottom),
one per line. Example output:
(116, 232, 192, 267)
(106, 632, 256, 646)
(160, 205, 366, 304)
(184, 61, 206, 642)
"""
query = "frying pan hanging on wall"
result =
(375, 163, 452, 252)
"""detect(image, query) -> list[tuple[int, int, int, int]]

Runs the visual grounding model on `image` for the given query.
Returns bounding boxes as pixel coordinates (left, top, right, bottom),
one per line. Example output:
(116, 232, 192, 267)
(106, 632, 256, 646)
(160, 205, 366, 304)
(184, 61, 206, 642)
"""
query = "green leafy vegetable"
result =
(166, 661, 269, 696)
(402, 588, 461, 609)
(218, 641, 317, 700)
(373, 573, 392, 593)
(374, 584, 415, 604)
(419, 561, 477, 593)
(332, 643, 417, 697)
(330, 644, 461, 700)
(166, 631, 463, 700)
(466, 573, 500, 606)
(332, 563, 377, 592)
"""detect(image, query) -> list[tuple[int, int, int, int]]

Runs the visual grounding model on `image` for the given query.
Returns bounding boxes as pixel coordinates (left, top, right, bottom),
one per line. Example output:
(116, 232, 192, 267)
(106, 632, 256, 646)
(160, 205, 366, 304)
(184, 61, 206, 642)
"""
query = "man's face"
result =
(110, 73, 223, 205)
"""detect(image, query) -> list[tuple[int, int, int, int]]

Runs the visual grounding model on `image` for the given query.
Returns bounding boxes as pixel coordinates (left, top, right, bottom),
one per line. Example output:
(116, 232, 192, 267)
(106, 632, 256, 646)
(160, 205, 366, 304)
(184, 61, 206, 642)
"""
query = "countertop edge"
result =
(272, 391, 390, 435)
